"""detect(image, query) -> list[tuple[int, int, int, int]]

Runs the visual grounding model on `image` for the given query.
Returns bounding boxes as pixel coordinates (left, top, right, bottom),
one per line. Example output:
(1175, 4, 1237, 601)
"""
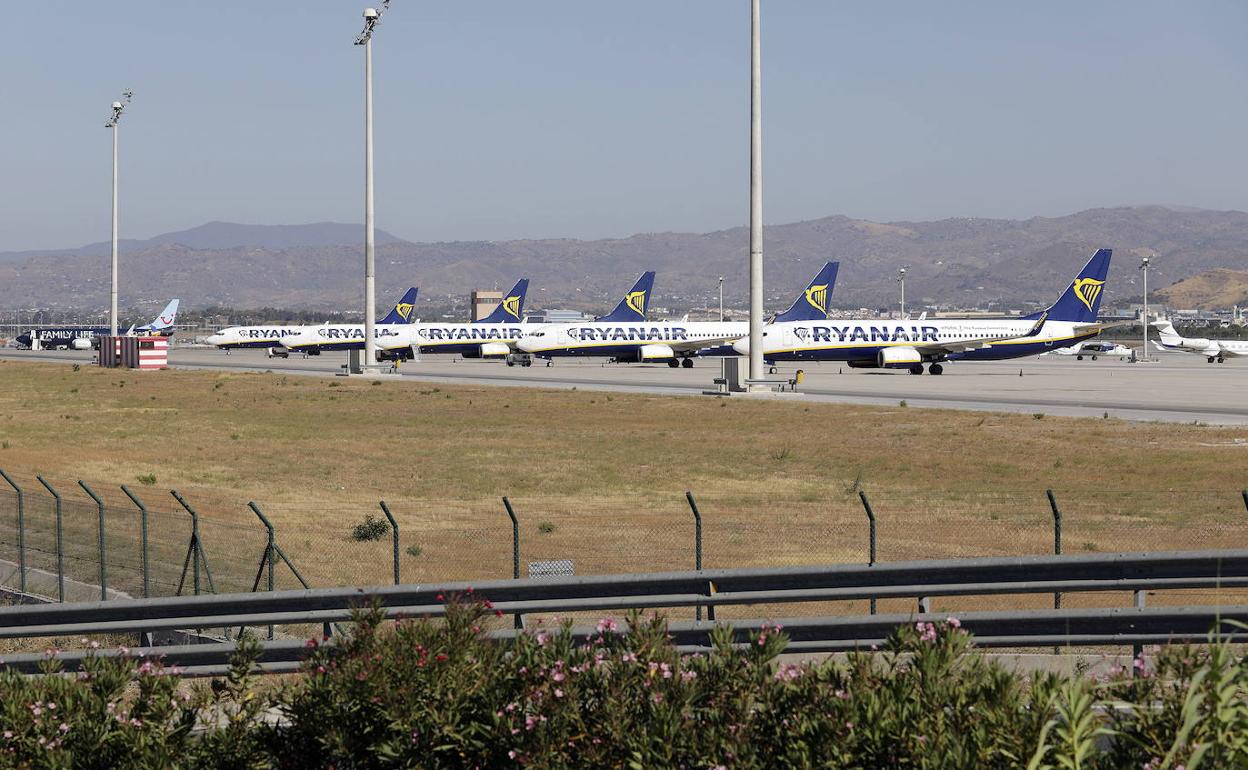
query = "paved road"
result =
(4, 347, 1245, 425)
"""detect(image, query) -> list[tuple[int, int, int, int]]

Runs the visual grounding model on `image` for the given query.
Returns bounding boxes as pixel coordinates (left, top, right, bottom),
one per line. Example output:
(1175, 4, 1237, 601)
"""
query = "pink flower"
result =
(681, 670, 697, 682)
(945, 616, 961, 629)
(551, 670, 565, 682)
(554, 688, 564, 698)
(596, 617, 619, 634)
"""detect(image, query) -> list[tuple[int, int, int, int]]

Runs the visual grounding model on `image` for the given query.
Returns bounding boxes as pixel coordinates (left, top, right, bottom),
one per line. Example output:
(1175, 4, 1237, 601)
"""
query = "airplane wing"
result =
(910, 312, 1049, 356)
(1071, 319, 1135, 334)
(669, 335, 744, 354)
(1216, 342, 1248, 357)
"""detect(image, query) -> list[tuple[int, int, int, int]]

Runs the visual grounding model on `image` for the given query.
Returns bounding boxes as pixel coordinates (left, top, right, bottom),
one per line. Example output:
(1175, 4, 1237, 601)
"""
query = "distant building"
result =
(470, 290, 504, 321)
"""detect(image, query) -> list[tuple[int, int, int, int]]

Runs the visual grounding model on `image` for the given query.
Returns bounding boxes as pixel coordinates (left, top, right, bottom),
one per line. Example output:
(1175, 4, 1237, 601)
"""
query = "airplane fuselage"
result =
(518, 321, 748, 360)
(755, 319, 1096, 363)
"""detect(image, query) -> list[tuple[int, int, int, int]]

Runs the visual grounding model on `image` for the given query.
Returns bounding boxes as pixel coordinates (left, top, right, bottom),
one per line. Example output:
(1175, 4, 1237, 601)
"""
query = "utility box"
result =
(722, 357, 746, 392)
(98, 336, 168, 369)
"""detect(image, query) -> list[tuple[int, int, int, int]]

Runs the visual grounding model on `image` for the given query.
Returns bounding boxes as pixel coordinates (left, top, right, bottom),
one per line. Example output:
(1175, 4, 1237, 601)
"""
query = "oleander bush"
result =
(2, 601, 1247, 768)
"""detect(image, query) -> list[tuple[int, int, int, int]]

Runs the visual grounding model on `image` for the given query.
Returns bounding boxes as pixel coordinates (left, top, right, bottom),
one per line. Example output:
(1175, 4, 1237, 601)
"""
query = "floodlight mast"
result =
(747, 0, 764, 388)
(355, 2, 390, 370)
(104, 90, 133, 338)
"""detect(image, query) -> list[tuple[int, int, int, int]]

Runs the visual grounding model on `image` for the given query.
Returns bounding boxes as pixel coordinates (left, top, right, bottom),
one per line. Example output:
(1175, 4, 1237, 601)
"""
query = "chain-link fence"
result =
(3, 468, 1247, 636)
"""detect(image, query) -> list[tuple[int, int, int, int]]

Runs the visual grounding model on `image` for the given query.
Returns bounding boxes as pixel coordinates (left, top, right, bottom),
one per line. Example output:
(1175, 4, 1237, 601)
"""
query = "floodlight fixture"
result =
(355, 0, 391, 45)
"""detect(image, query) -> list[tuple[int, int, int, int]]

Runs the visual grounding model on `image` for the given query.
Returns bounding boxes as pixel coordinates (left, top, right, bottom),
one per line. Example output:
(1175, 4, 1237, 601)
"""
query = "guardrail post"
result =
(686, 492, 714, 622)
(379, 501, 400, 585)
(502, 497, 522, 629)
(1133, 589, 1146, 672)
(0, 469, 27, 594)
(858, 490, 877, 615)
(35, 476, 64, 602)
(77, 481, 108, 601)
(918, 596, 931, 614)
(1047, 490, 1062, 611)
(120, 486, 150, 599)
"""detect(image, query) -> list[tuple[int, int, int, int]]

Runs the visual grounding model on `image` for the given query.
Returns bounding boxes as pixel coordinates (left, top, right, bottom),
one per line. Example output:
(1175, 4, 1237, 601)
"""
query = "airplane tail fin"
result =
(1151, 319, 1183, 345)
(141, 299, 180, 332)
(476, 279, 529, 323)
(380, 287, 419, 324)
(773, 261, 839, 323)
(596, 271, 656, 322)
(1032, 249, 1112, 323)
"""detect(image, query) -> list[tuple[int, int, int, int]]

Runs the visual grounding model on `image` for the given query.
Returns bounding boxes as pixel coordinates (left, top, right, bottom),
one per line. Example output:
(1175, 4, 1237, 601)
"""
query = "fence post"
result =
(120, 486, 150, 599)
(0, 469, 26, 594)
(246, 502, 277, 640)
(35, 476, 64, 602)
(858, 490, 877, 615)
(1242, 489, 1248, 514)
(171, 490, 217, 596)
(685, 491, 714, 622)
(1047, 490, 1062, 611)
(77, 481, 108, 601)
(502, 497, 522, 629)
(379, 501, 400, 585)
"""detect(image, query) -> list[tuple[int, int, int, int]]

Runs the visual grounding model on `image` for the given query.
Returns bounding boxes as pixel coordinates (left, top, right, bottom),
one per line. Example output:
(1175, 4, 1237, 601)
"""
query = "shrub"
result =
(350, 514, 390, 542)
(537, 521, 555, 534)
(136, 473, 156, 486)
(405, 544, 422, 558)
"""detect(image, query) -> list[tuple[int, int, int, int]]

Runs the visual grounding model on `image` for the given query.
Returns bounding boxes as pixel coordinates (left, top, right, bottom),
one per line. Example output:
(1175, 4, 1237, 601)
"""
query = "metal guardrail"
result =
(1, 550, 1246, 676)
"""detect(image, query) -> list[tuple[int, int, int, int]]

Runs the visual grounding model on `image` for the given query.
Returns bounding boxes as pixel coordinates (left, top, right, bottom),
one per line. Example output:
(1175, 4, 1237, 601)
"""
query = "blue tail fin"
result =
(773, 261, 839, 323)
(476, 279, 529, 323)
(595, 271, 656, 322)
(1030, 249, 1112, 323)
(139, 299, 180, 332)
(380, 287, 420, 324)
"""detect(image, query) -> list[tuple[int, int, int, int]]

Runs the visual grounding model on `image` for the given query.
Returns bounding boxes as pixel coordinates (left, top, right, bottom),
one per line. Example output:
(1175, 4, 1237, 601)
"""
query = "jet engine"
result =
(70, 337, 93, 350)
(876, 346, 922, 368)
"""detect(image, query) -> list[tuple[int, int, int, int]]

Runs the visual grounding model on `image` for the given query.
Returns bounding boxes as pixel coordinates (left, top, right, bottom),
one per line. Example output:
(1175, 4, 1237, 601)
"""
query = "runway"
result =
(4, 347, 1245, 425)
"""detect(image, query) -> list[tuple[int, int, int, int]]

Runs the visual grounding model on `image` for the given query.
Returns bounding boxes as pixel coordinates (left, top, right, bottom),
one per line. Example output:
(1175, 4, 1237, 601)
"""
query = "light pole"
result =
(1140, 256, 1151, 359)
(747, 0, 764, 387)
(104, 91, 132, 337)
(355, 2, 391, 369)
(718, 276, 724, 322)
(897, 267, 907, 318)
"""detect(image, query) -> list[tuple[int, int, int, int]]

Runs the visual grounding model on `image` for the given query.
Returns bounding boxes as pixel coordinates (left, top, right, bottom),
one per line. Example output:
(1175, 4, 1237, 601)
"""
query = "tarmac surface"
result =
(3, 346, 1245, 425)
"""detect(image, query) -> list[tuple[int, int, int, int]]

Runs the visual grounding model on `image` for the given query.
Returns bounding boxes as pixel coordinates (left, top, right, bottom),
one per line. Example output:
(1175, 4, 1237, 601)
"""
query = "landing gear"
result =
(908, 364, 924, 375)
(1219, 357, 1226, 364)
(1091, 355, 1098, 361)
(1209, 357, 1216, 363)
(667, 359, 680, 368)
(768, 366, 778, 375)
(928, 363, 944, 376)
(1076, 355, 1084, 361)
(680, 358, 694, 369)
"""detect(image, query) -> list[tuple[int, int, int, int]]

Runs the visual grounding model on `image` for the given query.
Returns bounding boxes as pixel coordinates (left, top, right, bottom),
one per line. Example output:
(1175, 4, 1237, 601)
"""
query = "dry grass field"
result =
(2, 359, 1247, 610)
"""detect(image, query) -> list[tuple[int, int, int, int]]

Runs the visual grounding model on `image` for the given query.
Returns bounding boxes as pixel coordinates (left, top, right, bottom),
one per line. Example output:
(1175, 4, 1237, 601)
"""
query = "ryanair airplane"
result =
(205, 287, 418, 353)
(391, 278, 533, 360)
(737, 249, 1114, 375)
(518, 263, 839, 367)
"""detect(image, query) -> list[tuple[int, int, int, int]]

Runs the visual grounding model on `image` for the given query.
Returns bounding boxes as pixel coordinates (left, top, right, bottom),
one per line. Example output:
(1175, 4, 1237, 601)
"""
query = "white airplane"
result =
(205, 288, 418, 355)
(737, 249, 1116, 375)
(516, 262, 840, 368)
(391, 279, 532, 361)
(16, 299, 180, 350)
(1151, 319, 1248, 363)
(279, 279, 532, 361)
(1046, 340, 1134, 360)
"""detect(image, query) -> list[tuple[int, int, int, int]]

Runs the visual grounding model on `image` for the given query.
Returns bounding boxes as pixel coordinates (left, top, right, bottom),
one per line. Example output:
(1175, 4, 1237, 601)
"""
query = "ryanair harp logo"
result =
(501, 295, 521, 319)
(625, 290, 647, 317)
(1072, 278, 1104, 312)
(804, 284, 829, 314)
(394, 303, 414, 321)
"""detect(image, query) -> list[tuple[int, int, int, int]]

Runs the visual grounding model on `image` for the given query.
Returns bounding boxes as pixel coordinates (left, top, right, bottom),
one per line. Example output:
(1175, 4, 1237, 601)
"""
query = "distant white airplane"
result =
(1046, 340, 1134, 360)
(1151, 319, 1248, 363)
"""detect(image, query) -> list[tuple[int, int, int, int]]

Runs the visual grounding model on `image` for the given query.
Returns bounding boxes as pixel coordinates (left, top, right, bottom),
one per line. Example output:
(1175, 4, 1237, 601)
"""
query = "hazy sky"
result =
(3, 1, 1247, 251)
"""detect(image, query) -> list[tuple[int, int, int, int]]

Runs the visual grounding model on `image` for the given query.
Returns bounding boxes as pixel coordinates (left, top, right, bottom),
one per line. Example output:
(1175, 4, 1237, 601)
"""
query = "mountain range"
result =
(2, 206, 1247, 313)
